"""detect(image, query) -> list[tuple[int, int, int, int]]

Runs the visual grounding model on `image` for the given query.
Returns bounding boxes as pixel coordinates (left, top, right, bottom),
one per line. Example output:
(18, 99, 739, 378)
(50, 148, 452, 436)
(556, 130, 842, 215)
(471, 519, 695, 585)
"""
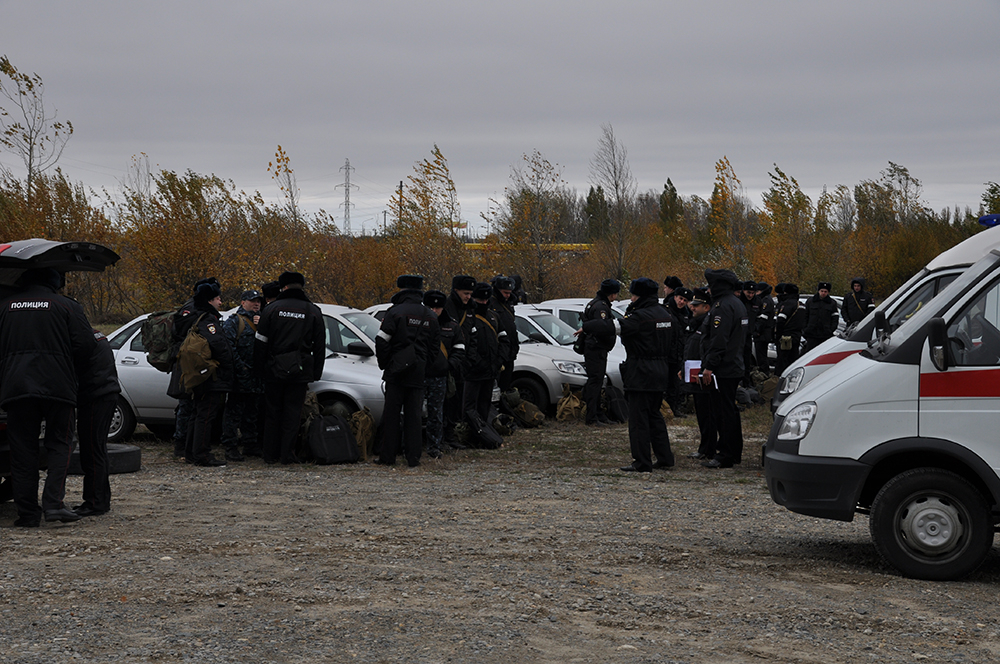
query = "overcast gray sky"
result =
(2, 1, 997, 234)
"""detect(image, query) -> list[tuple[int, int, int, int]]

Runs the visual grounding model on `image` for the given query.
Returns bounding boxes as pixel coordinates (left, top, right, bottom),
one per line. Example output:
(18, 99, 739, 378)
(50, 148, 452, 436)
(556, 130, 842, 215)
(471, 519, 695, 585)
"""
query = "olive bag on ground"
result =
(500, 388, 544, 428)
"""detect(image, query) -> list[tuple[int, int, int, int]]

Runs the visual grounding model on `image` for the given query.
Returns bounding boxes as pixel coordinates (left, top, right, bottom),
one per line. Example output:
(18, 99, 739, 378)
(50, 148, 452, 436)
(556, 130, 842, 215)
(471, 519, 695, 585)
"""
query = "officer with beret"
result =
(580, 278, 620, 426)
(376, 275, 440, 467)
(700, 269, 748, 468)
(584, 277, 676, 472)
(253, 271, 325, 464)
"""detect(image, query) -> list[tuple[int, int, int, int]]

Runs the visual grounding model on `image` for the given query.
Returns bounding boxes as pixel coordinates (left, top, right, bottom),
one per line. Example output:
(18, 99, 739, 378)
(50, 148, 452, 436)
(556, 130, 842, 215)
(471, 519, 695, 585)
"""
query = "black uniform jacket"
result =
(427, 309, 465, 379)
(583, 295, 674, 393)
(803, 294, 840, 340)
(463, 301, 508, 382)
(582, 293, 617, 353)
(756, 287, 775, 342)
(842, 281, 875, 325)
(192, 304, 236, 392)
(488, 293, 518, 365)
(774, 294, 805, 338)
(253, 288, 325, 383)
(0, 283, 98, 407)
(79, 329, 121, 403)
(700, 276, 747, 379)
(375, 289, 440, 388)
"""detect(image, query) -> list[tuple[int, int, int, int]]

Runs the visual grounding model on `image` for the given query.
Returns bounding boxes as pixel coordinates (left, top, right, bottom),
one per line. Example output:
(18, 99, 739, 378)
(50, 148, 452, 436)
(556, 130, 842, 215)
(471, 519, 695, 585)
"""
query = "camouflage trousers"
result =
(423, 376, 447, 450)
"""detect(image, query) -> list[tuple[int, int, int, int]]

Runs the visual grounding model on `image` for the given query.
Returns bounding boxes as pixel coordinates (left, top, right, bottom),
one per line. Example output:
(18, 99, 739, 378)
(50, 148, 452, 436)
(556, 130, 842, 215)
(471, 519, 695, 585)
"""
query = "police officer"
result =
(666, 286, 693, 416)
(773, 283, 804, 376)
(463, 281, 509, 426)
(489, 276, 519, 393)
(0, 267, 98, 525)
(183, 280, 235, 467)
(221, 289, 265, 461)
(74, 326, 121, 517)
(803, 281, 840, 353)
(422, 289, 464, 459)
(681, 287, 718, 460)
(375, 274, 440, 467)
(842, 277, 875, 328)
(253, 271, 325, 464)
(738, 280, 760, 386)
(584, 277, 675, 473)
(754, 282, 775, 374)
(580, 278, 620, 426)
(443, 275, 476, 447)
(700, 269, 748, 469)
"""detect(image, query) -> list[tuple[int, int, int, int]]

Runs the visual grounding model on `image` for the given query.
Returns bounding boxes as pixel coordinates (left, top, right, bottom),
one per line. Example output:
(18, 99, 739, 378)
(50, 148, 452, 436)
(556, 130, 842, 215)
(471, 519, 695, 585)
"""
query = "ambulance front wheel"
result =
(870, 468, 993, 581)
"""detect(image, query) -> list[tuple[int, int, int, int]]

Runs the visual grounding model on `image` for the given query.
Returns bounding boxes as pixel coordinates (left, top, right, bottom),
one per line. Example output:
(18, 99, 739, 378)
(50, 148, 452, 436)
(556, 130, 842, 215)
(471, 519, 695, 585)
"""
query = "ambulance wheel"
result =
(869, 468, 993, 580)
(107, 397, 137, 444)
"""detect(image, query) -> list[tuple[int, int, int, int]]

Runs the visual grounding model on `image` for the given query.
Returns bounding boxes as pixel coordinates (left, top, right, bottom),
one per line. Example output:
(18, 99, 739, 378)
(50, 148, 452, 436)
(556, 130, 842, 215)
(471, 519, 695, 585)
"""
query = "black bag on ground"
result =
(602, 380, 628, 423)
(307, 414, 361, 464)
(465, 409, 503, 449)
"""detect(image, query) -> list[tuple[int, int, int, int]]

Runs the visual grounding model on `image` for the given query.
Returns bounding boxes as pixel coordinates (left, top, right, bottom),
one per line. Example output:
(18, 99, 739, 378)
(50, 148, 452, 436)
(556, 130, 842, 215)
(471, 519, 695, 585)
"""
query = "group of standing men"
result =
(0, 268, 120, 527)
(375, 273, 523, 467)
(168, 271, 326, 467)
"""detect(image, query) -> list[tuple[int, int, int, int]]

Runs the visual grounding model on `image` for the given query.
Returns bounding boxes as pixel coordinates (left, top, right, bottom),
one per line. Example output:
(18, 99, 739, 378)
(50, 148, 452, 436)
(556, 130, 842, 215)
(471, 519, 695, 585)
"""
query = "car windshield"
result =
(108, 320, 143, 350)
(528, 313, 577, 345)
(341, 311, 380, 342)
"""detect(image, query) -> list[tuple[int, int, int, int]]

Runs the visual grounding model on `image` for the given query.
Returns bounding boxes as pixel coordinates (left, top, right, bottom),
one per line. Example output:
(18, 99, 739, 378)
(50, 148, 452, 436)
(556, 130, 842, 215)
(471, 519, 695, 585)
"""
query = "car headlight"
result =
(777, 402, 817, 441)
(552, 360, 587, 376)
(779, 367, 805, 394)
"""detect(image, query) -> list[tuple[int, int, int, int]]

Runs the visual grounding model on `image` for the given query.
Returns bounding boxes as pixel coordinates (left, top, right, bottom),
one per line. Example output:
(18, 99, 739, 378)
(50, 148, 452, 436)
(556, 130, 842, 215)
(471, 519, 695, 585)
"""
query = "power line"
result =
(335, 159, 358, 234)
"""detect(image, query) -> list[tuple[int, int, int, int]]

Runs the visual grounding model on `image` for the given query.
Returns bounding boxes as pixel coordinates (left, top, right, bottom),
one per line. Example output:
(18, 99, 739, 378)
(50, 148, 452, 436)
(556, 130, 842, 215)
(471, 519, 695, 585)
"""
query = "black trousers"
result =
(625, 390, 673, 471)
(755, 332, 772, 373)
(498, 361, 514, 393)
(774, 335, 801, 377)
(692, 390, 718, 457)
(463, 378, 494, 423)
(707, 376, 743, 466)
(186, 389, 226, 464)
(381, 382, 424, 465)
(582, 348, 607, 423)
(263, 381, 308, 463)
(7, 398, 75, 521)
(77, 394, 116, 512)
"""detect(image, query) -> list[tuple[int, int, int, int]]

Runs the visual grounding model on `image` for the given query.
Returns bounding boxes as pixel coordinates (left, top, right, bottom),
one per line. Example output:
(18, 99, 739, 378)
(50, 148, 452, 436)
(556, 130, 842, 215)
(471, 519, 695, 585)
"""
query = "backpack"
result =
(349, 406, 377, 462)
(141, 310, 176, 372)
(465, 408, 503, 449)
(602, 381, 628, 423)
(307, 414, 361, 464)
(500, 389, 544, 428)
(556, 384, 585, 421)
(178, 315, 218, 392)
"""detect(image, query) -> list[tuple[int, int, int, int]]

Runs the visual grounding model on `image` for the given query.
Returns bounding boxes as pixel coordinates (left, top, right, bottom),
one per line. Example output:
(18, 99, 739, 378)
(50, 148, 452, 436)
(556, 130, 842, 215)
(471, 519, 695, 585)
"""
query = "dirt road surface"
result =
(2, 419, 999, 663)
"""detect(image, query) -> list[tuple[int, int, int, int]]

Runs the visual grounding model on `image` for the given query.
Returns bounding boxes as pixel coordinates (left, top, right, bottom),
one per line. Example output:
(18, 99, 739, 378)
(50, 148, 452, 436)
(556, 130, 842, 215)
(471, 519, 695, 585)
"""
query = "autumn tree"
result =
(704, 156, 757, 276)
(589, 124, 644, 281)
(583, 186, 610, 240)
(982, 182, 1000, 215)
(756, 165, 813, 284)
(267, 145, 301, 223)
(386, 145, 471, 292)
(0, 56, 73, 200)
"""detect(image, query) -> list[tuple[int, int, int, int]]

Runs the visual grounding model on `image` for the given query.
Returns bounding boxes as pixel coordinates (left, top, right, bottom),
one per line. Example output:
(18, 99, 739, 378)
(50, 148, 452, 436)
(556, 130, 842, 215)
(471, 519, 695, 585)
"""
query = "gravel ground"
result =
(2, 415, 1000, 663)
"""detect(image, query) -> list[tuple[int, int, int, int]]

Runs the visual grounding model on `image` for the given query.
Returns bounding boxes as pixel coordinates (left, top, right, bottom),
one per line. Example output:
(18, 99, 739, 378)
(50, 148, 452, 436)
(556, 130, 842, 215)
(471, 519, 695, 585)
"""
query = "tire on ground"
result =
(869, 467, 993, 581)
(68, 443, 142, 476)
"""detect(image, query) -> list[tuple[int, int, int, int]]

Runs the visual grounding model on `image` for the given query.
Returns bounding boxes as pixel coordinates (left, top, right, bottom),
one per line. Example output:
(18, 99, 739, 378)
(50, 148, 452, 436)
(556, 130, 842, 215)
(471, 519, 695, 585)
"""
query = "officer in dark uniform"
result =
(842, 277, 875, 328)
(443, 275, 476, 446)
(738, 280, 760, 386)
(183, 281, 236, 467)
(700, 269, 748, 469)
(221, 289, 265, 461)
(375, 274, 440, 467)
(580, 278, 620, 426)
(666, 286, 693, 416)
(0, 267, 98, 526)
(253, 271, 325, 464)
(803, 281, 840, 353)
(754, 282, 775, 374)
(584, 277, 675, 473)
(681, 287, 718, 460)
(462, 281, 509, 426)
(774, 283, 804, 376)
(74, 327, 121, 517)
(489, 276, 519, 393)
(422, 289, 464, 459)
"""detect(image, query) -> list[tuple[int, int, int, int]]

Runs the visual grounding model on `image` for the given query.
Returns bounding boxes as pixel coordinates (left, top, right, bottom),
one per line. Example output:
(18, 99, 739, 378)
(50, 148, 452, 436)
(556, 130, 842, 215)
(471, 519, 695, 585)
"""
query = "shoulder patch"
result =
(206, 323, 217, 335)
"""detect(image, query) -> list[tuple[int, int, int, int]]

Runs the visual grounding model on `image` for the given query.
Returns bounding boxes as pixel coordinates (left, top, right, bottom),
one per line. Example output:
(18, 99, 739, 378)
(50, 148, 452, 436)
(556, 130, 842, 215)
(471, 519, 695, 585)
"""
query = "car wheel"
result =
(107, 397, 137, 444)
(869, 468, 993, 580)
(68, 443, 142, 476)
(511, 376, 548, 412)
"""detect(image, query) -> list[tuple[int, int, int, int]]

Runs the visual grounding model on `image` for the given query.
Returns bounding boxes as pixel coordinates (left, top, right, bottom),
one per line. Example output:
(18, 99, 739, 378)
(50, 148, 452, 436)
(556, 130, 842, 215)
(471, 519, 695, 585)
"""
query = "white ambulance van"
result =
(772, 221, 1000, 412)
(764, 244, 1000, 580)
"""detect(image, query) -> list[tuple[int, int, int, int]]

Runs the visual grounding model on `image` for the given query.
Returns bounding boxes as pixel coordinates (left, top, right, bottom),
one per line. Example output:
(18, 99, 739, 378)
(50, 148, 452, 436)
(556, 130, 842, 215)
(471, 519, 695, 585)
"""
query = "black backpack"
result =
(603, 380, 628, 423)
(465, 409, 503, 449)
(307, 414, 361, 464)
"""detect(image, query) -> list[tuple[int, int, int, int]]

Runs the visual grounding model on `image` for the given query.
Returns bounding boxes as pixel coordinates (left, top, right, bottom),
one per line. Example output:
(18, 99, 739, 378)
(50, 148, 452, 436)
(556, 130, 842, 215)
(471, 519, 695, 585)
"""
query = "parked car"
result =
(105, 304, 387, 443)
(533, 297, 624, 330)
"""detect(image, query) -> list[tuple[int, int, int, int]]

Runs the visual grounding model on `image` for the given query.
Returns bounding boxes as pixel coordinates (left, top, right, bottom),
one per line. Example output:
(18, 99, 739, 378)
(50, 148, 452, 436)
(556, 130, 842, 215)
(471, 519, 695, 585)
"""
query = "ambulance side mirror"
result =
(928, 317, 948, 371)
(874, 310, 887, 335)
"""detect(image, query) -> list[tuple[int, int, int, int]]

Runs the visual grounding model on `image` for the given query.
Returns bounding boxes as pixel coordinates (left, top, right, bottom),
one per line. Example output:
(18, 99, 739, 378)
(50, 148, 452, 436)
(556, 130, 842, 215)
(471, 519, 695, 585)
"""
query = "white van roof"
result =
(925, 226, 1000, 270)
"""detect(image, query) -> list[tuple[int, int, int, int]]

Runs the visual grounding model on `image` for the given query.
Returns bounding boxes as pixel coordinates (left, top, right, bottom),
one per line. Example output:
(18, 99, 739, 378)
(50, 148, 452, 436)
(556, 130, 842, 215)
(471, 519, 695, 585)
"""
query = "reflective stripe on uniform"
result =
(453, 343, 466, 350)
(613, 319, 622, 335)
(377, 330, 392, 341)
(255, 332, 269, 343)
